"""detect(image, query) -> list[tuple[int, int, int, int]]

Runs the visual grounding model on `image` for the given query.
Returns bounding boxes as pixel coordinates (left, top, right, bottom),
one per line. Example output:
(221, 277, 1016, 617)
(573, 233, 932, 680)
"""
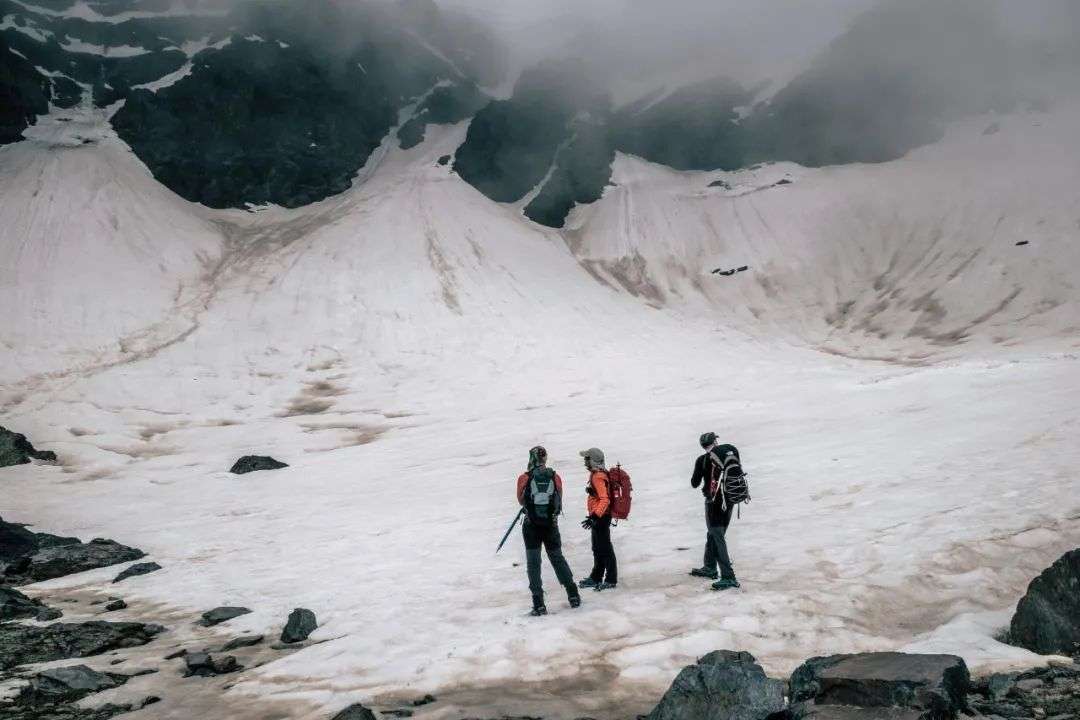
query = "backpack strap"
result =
(707, 450, 728, 510)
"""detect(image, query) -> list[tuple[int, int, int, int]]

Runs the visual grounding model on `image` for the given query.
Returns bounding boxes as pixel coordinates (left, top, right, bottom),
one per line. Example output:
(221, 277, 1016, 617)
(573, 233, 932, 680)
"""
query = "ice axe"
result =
(495, 508, 525, 554)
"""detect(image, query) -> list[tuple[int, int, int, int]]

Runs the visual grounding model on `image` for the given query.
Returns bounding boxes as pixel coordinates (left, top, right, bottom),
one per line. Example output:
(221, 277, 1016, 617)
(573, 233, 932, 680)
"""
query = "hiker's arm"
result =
(553, 472, 563, 496)
(516, 474, 528, 505)
(592, 474, 610, 517)
(690, 457, 704, 489)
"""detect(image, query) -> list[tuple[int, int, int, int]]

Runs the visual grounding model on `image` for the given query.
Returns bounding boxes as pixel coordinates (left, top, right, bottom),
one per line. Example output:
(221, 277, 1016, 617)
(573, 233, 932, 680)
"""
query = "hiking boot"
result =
(690, 567, 719, 580)
(593, 582, 617, 592)
(578, 578, 599, 589)
(566, 585, 581, 608)
(711, 578, 740, 591)
(531, 594, 547, 616)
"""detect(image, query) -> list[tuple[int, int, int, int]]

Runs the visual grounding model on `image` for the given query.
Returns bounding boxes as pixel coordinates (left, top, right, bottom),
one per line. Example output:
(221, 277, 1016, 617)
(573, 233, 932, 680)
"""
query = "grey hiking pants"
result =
(522, 519, 574, 598)
(703, 502, 736, 580)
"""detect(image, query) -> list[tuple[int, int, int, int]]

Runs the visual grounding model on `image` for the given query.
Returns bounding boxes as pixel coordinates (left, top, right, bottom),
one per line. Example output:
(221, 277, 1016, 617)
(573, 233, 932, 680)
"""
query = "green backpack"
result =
(525, 467, 561, 525)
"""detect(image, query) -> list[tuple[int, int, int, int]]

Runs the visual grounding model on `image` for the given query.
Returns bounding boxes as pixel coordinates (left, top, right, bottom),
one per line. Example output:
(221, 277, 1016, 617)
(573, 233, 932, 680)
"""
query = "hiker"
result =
(689, 432, 743, 590)
(578, 447, 618, 591)
(517, 446, 581, 616)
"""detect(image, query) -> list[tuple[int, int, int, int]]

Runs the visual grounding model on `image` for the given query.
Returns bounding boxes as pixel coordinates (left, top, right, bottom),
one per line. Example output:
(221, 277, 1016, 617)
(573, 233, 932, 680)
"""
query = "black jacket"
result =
(690, 444, 741, 500)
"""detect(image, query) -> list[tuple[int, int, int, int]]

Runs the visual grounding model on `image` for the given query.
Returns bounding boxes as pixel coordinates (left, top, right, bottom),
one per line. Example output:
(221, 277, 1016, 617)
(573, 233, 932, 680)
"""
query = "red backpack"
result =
(607, 464, 633, 520)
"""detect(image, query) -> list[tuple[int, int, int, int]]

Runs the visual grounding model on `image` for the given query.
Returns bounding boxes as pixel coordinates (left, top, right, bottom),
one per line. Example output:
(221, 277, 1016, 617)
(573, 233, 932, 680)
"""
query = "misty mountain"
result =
(2, 0, 1076, 219)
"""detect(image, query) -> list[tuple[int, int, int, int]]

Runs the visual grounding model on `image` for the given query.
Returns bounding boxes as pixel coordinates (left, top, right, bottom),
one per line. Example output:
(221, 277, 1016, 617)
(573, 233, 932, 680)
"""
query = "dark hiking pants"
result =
(588, 514, 618, 584)
(703, 502, 736, 580)
(522, 519, 574, 597)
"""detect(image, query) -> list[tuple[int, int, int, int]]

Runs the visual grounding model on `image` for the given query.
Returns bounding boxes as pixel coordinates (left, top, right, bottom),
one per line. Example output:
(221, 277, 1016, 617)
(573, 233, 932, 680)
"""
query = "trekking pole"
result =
(495, 508, 525, 554)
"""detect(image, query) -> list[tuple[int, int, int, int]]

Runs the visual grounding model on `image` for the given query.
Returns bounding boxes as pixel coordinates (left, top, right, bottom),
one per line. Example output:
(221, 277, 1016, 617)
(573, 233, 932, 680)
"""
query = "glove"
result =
(581, 517, 595, 530)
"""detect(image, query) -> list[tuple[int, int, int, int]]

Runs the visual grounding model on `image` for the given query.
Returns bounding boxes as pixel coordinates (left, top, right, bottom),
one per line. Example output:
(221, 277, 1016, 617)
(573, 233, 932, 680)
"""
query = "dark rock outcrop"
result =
(229, 455, 288, 474)
(646, 650, 785, 720)
(0, 49, 51, 145)
(0, 620, 165, 670)
(968, 662, 1080, 719)
(200, 606, 251, 626)
(19, 665, 127, 704)
(103, 599, 126, 612)
(16, 539, 145, 584)
(790, 652, 970, 720)
(1009, 548, 1080, 656)
(332, 704, 378, 720)
(0, 586, 49, 622)
(0, 426, 56, 467)
(184, 651, 242, 677)
(112, 561, 161, 583)
(280, 607, 317, 643)
(397, 81, 489, 150)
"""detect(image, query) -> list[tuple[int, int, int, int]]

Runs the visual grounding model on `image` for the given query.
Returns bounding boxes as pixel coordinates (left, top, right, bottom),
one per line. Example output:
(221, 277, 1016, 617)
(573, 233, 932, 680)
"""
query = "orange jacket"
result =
(517, 470, 564, 505)
(586, 470, 610, 517)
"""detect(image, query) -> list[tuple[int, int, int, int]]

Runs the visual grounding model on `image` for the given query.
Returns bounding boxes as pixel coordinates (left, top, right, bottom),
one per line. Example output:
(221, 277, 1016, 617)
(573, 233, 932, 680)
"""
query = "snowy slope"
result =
(1, 101, 1079, 720)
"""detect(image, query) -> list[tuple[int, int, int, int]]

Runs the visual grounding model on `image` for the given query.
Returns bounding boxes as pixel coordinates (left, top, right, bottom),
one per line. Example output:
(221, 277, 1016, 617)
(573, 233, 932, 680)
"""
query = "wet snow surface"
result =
(1, 102, 1079, 719)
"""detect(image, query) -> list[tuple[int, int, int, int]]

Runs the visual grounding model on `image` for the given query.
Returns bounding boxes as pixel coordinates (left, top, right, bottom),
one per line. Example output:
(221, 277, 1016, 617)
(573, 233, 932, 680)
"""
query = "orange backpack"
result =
(607, 464, 633, 520)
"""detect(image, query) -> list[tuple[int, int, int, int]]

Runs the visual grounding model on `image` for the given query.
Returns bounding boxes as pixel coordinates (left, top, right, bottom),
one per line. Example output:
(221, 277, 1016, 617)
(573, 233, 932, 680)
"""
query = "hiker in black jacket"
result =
(689, 432, 741, 590)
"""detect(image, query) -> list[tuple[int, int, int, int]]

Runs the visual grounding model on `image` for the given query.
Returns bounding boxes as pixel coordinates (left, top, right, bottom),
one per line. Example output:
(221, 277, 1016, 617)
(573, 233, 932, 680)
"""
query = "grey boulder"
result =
(18, 538, 145, 583)
(646, 650, 786, 720)
(113, 561, 162, 583)
(332, 704, 378, 720)
(281, 607, 317, 644)
(199, 606, 252, 626)
(0, 620, 165, 670)
(184, 651, 242, 677)
(1009, 548, 1080, 656)
(230, 455, 288, 474)
(790, 652, 970, 720)
(21, 664, 126, 703)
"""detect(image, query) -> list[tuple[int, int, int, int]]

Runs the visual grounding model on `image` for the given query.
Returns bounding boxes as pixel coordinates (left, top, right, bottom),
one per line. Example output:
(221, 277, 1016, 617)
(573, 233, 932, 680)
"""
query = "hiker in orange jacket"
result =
(577, 447, 617, 591)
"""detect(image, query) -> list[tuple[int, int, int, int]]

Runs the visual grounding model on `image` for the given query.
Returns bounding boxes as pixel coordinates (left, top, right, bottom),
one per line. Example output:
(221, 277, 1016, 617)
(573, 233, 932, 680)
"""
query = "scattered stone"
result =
(0, 620, 165, 670)
(109, 659, 124, 665)
(221, 634, 264, 651)
(140, 696, 161, 708)
(1010, 548, 1080, 656)
(19, 665, 127, 703)
(130, 668, 159, 677)
(790, 652, 970, 719)
(646, 650, 785, 720)
(15, 539, 145, 584)
(164, 648, 187, 660)
(0, 426, 57, 467)
(199, 606, 252, 627)
(103, 599, 127, 612)
(333, 704, 378, 720)
(437, 155, 451, 166)
(382, 711, 413, 718)
(984, 122, 1001, 136)
(775, 178, 794, 186)
(1, 585, 48, 621)
(270, 642, 291, 650)
(968, 663, 1080, 720)
(708, 179, 731, 190)
(112, 562, 161, 583)
(36, 607, 64, 622)
(412, 694, 436, 706)
(1016, 240, 1030, 246)
(229, 455, 288, 474)
(184, 651, 242, 677)
(791, 705, 925, 719)
(280, 607, 317, 643)
(987, 673, 1016, 701)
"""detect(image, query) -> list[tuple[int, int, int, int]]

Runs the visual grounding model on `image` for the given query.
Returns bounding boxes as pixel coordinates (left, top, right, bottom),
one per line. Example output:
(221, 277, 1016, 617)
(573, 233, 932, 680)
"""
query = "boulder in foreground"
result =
(1009, 548, 1080, 656)
(647, 649, 786, 720)
(0, 426, 57, 467)
(790, 652, 969, 720)
(281, 607, 317, 644)
(0, 620, 165, 670)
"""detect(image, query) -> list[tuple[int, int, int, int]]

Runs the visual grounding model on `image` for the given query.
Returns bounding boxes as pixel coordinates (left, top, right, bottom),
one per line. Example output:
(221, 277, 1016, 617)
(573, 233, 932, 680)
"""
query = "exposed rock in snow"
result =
(103, 598, 126, 611)
(12, 538, 144, 584)
(112, 561, 161, 583)
(229, 455, 288, 474)
(332, 703, 378, 720)
(184, 650, 242, 676)
(0, 585, 47, 621)
(280, 607, 317, 643)
(0, 620, 165, 670)
(0, 426, 56, 467)
(646, 650, 785, 720)
(1009, 548, 1080, 656)
(199, 606, 251, 626)
(790, 652, 970, 719)
(968, 662, 1080, 719)
(19, 664, 126, 703)
(220, 634, 263, 651)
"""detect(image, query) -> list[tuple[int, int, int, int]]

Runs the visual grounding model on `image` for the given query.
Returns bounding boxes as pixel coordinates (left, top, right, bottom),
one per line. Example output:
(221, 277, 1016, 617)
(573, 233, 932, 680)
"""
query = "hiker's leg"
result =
(589, 522, 604, 582)
(597, 515, 617, 584)
(522, 521, 544, 595)
(543, 524, 575, 587)
(709, 506, 737, 581)
(702, 502, 718, 570)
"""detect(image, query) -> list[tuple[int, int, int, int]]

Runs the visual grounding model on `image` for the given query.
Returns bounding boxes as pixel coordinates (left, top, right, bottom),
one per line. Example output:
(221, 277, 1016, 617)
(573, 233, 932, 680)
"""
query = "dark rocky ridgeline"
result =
(1009, 547, 1080, 657)
(0, 426, 57, 467)
(0, 48, 52, 144)
(454, 58, 609, 205)
(110, 0, 501, 209)
(523, 117, 615, 228)
(0, 620, 164, 670)
(397, 81, 490, 150)
(229, 455, 288, 474)
(610, 76, 755, 172)
(646, 650, 785, 720)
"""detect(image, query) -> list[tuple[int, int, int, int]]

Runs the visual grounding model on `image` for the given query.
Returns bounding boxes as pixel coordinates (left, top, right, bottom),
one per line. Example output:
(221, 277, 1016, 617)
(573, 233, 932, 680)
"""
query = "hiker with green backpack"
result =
(689, 432, 750, 591)
(516, 446, 581, 616)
